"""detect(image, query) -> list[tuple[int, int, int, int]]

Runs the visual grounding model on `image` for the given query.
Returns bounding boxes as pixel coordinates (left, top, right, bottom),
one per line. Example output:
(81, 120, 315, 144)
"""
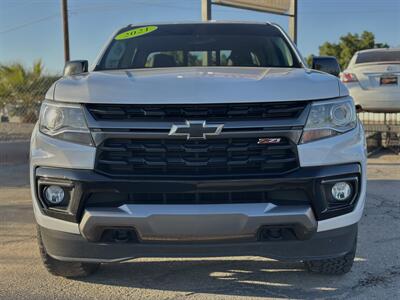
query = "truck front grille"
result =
(96, 137, 298, 177)
(86, 102, 307, 121)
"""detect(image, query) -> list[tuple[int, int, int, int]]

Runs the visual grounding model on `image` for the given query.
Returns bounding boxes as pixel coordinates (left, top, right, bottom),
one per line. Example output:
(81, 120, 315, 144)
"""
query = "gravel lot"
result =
(0, 123, 34, 141)
(0, 151, 399, 300)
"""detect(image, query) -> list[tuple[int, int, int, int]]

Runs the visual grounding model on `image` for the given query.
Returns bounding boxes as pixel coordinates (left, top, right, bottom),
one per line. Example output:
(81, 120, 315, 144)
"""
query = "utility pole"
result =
(288, 0, 298, 44)
(201, 0, 212, 66)
(61, 0, 70, 62)
(201, 0, 212, 21)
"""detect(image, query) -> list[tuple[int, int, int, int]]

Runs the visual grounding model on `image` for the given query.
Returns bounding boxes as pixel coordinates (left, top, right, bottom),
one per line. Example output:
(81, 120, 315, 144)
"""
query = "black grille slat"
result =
(86, 188, 309, 206)
(96, 137, 298, 177)
(129, 191, 269, 204)
(87, 102, 307, 121)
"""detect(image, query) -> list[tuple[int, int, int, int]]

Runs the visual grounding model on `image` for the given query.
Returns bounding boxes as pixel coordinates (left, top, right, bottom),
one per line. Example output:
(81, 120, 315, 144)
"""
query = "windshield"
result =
(96, 23, 301, 70)
(356, 50, 400, 64)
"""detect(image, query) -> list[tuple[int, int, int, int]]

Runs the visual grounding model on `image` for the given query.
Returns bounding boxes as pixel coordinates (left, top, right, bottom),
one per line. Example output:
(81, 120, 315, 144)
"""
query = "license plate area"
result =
(380, 76, 398, 85)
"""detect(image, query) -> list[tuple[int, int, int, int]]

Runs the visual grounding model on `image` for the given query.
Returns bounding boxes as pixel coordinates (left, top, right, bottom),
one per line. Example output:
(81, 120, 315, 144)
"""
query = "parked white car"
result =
(341, 48, 400, 112)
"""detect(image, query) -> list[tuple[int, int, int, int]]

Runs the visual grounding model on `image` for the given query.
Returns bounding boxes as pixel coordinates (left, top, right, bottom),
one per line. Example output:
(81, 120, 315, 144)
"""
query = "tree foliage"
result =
(0, 60, 58, 123)
(307, 31, 389, 69)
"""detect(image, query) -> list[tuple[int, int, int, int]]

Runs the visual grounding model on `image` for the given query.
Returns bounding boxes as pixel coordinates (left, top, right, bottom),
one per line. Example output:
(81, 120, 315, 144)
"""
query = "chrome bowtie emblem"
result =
(169, 120, 224, 140)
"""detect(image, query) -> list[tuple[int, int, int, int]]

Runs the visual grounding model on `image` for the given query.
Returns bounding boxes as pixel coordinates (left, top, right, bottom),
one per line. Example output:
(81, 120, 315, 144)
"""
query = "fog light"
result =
(331, 182, 352, 201)
(44, 185, 65, 204)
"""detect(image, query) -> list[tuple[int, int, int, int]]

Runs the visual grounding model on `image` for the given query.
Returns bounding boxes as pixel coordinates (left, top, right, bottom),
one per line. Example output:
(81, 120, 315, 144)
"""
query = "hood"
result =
(50, 67, 344, 104)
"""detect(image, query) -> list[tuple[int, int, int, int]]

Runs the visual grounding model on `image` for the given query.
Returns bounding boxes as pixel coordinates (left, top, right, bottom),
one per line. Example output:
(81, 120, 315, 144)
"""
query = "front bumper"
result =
(34, 163, 361, 223)
(39, 224, 357, 262)
(32, 163, 363, 262)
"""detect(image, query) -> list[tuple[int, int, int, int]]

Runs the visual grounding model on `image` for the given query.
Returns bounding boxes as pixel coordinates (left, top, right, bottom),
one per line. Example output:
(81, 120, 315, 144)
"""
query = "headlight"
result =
(301, 97, 357, 143)
(39, 101, 93, 146)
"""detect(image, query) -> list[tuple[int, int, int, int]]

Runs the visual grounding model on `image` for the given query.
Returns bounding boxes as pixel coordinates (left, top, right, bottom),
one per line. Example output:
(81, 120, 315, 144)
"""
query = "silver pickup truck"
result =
(31, 22, 366, 277)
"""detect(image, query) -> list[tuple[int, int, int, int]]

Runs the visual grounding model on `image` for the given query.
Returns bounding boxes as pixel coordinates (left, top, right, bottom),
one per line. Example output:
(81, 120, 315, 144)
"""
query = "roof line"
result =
(357, 47, 398, 53)
(123, 20, 272, 28)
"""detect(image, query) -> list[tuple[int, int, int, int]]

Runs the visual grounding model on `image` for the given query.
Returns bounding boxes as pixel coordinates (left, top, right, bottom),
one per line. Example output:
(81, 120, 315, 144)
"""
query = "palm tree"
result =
(0, 60, 58, 123)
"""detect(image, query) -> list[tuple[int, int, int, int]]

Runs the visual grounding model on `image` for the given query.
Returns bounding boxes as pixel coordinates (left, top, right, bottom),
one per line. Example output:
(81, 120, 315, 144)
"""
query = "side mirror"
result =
(311, 56, 341, 77)
(63, 60, 88, 76)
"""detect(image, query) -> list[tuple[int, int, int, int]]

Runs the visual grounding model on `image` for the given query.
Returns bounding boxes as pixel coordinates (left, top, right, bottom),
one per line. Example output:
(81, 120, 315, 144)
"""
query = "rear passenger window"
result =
(220, 50, 231, 66)
(188, 51, 217, 66)
(220, 50, 260, 66)
(145, 51, 184, 68)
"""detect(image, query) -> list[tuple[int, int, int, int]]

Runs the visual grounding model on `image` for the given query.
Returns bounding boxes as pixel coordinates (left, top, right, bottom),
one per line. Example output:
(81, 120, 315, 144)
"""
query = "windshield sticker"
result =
(115, 26, 158, 40)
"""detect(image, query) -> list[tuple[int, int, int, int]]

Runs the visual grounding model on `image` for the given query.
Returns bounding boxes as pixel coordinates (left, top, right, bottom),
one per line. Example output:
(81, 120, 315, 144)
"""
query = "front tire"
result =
(37, 226, 100, 278)
(304, 237, 357, 275)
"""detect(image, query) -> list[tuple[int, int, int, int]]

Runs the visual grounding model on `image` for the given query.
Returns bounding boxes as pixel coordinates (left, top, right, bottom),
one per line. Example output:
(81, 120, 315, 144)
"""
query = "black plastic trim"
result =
(35, 163, 362, 223)
(39, 224, 358, 262)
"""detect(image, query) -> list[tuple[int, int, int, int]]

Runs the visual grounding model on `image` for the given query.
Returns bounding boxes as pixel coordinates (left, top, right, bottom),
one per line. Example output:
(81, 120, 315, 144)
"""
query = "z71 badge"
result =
(257, 138, 282, 144)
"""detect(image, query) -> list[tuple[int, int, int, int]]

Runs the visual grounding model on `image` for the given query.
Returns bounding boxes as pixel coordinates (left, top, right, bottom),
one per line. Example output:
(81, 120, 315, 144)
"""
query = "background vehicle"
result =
(341, 48, 400, 112)
(30, 22, 366, 278)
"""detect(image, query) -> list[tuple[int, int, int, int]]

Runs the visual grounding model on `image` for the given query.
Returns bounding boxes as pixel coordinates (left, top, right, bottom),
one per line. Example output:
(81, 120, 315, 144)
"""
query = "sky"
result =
(0, 0, 399, 74)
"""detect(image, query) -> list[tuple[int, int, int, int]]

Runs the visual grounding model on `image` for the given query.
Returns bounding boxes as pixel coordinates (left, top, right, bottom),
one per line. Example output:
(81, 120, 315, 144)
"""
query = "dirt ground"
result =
(0, 151, 399, 300)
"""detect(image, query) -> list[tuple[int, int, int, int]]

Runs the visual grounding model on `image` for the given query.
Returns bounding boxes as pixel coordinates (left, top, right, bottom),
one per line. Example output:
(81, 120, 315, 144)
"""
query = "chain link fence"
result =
(359, 112, 400, 154)
(1, 77, 57, 135)
(0, 70, 58, 164)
